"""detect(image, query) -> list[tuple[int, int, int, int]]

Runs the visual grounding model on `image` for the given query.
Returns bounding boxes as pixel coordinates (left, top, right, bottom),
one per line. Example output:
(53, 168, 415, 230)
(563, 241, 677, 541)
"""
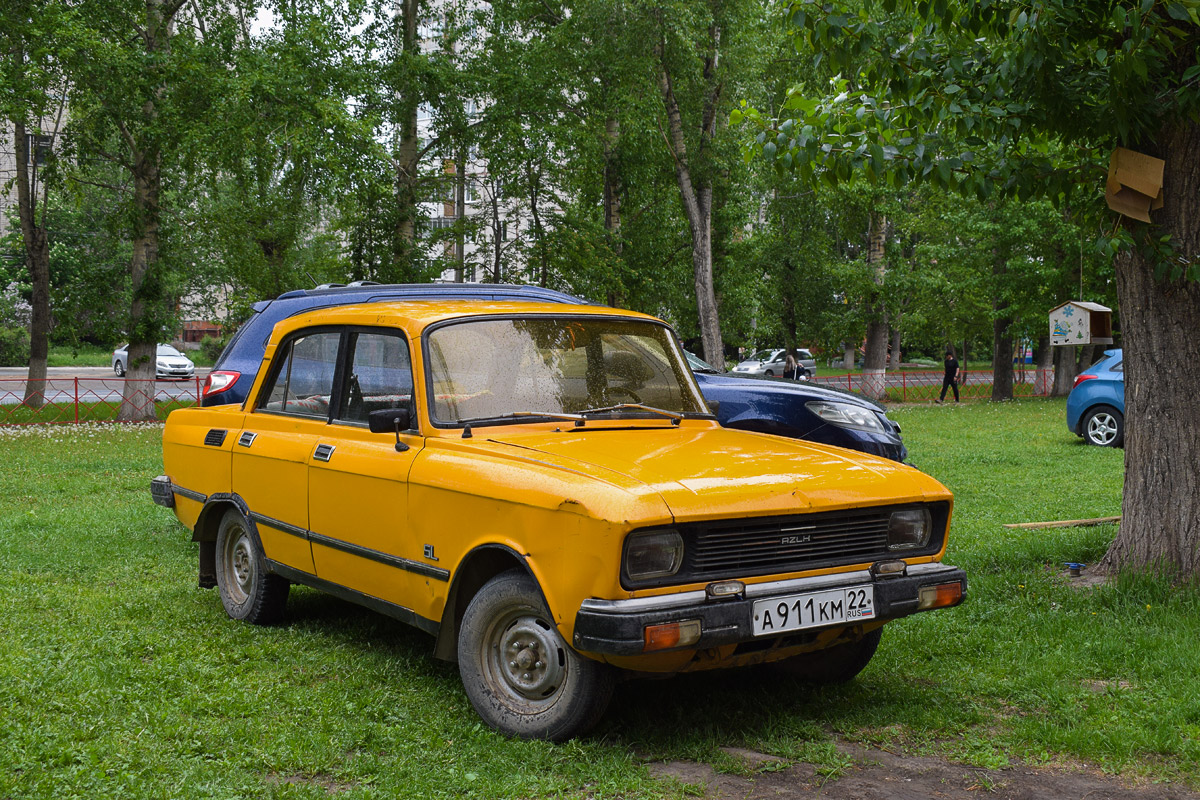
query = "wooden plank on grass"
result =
(1002, 516, 1121, 530)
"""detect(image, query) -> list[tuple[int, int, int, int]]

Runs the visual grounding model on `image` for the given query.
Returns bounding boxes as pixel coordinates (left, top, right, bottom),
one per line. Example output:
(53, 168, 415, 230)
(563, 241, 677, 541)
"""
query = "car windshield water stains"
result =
(426, 317, 705, 425)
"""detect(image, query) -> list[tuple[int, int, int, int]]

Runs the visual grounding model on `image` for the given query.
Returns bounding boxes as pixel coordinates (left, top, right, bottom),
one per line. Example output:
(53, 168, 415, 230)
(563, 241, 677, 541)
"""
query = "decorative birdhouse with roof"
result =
(1049, 301, 1113, 346)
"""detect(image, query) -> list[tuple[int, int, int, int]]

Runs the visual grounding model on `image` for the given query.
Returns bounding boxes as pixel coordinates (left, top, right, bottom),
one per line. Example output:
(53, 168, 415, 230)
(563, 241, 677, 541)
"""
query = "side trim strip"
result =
(249, 511, 308, 541)
(249, 511, 450, 582)
(309, 532, 451, 582)
(173, 485, 207, 503)
(269, 560, 440, 637)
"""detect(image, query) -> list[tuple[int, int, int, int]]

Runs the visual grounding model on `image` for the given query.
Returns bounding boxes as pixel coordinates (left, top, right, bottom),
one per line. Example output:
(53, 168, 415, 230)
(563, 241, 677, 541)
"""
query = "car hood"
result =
(694, 371, 887, 412)
(476, 424, 943, 523)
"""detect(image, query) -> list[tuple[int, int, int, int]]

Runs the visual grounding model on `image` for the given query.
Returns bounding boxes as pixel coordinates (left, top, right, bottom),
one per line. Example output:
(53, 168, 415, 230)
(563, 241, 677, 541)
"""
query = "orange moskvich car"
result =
(152, 300, 966, 740)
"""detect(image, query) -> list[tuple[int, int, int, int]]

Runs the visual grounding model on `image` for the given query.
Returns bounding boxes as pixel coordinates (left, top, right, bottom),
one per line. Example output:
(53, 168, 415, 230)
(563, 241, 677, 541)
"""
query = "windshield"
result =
(747, 349, 779, 362)
(425, 316, 708, 425)
(684, 350, 719, 372)
(157, 345, 185, 357)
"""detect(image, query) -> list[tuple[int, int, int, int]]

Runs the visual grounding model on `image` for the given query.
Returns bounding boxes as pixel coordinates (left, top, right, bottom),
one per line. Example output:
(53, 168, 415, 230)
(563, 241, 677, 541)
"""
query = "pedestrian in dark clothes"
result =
(937, 349, 962, 403)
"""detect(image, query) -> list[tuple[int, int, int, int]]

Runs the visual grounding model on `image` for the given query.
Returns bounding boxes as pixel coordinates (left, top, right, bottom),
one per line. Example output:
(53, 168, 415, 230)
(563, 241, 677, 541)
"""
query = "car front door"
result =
(307, 329, 432, 615)
(232, 330, 342, 575)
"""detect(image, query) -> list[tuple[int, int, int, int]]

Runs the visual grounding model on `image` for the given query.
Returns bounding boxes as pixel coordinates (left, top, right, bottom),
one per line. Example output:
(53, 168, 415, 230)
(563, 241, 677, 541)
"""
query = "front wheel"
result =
(457, 570, 614, 741)
(771, 626, 882, 685)
(215, 508, 289, 625)
(764, 369, 775, 377)
(1083, 405, 1124, 447)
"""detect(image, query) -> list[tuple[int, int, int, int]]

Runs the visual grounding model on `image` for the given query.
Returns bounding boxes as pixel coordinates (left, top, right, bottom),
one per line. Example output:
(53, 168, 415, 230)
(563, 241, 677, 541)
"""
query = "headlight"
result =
(624, 530, 684, 581)
(887, 508, 932, 550)
(805, 401, 888, 433)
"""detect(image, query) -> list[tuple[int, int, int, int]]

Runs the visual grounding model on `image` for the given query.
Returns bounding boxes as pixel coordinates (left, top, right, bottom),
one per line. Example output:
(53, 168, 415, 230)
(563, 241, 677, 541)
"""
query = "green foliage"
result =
(0, 327, 31, 367)
(198, 334, 227, 364)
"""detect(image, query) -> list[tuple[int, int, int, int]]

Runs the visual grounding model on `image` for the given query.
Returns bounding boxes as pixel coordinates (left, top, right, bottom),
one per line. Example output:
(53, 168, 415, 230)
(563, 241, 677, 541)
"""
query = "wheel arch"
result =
(193, 493, 262, 589)
(434, 544, 541, 662)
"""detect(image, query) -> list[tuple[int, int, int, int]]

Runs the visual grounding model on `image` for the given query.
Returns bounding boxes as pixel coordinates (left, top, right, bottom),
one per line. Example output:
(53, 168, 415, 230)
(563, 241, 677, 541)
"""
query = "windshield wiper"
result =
(577, 403, 684, 425)
(456, 411, 586, 427)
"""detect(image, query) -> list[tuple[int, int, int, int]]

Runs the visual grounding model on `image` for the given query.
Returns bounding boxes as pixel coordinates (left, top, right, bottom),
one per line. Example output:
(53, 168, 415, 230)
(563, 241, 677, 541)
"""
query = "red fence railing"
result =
(0, 377, 203, 425)
(809, 367, 1054, 403)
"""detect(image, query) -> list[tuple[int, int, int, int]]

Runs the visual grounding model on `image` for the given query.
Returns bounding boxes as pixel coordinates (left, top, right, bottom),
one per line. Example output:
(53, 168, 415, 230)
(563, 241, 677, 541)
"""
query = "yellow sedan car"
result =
(152, 300, 966, 741)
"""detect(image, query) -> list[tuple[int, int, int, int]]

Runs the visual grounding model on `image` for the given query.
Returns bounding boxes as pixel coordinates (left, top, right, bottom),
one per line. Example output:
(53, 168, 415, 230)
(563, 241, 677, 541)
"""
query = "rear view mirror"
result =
(369, 408, 412, 452)
(369, 407, 410, 433)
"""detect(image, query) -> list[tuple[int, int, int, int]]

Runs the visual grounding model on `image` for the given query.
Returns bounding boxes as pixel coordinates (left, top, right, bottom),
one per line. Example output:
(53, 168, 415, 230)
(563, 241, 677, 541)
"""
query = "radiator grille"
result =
(689, 514, 890, 576)
(621, 502, 948, 589)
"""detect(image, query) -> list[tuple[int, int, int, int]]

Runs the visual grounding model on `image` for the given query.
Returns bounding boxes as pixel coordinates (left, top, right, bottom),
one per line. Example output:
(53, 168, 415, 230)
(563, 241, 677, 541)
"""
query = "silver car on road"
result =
(732, 348, 816, 378)
(112, 343, 196, 379)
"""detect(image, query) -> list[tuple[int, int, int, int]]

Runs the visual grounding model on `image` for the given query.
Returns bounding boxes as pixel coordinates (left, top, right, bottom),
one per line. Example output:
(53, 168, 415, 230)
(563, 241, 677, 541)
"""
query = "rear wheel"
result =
(771, 626, 882, 685)
(457, 570, 614, 741)
(1082, 405, 1124, 447)
(215, 508, 289, 625)
(113, 360, 125, 377)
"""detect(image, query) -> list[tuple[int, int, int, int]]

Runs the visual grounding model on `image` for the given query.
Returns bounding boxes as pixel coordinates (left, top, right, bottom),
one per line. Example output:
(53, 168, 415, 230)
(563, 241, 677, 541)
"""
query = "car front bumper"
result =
(572, 562, 966, 656)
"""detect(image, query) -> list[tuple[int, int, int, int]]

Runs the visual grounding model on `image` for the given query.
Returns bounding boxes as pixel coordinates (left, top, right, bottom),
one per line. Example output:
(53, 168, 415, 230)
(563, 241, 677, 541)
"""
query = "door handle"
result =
(313, 443, 336, 462)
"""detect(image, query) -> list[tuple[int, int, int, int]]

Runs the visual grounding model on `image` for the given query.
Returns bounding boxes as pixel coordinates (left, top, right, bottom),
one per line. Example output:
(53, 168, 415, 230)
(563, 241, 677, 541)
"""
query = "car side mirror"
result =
(369, 408, 411, 452)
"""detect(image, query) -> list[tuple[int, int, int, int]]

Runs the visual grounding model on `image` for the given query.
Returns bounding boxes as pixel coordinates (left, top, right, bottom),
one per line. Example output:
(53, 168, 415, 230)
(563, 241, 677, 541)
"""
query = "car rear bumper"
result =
(572, 562, 966, 656)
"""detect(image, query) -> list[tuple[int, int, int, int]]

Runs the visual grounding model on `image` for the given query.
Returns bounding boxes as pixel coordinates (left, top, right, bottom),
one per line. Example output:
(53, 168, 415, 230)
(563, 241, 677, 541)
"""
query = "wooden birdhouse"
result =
(1049, 301, 1113, 346)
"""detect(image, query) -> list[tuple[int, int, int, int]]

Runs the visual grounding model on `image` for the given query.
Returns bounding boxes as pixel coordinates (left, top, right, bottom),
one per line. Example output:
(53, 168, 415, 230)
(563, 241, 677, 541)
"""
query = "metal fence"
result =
(0, 367, 1055, 425)
(0, 377, 203, 425)
(810, 367, 1055, 403)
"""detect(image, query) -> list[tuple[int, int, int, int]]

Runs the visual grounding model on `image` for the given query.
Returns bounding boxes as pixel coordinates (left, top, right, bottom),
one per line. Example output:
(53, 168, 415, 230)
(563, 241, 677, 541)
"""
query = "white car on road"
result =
(732, 348, 817, 378)
(112, 343, 195, 379)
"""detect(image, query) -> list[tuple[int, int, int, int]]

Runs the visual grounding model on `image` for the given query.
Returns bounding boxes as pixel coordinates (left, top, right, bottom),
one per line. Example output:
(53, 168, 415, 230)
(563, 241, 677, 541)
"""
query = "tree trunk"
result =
(889, 318, 903, 370)
(1034, 334, 1054, 396)
(657, 43, 724, 368)
(1052, 344, 1077, 395)
(861, 211, 888, 401)
(603, 116, 625, 308)
(13, 120, 52, 408)
(117, 0, 171, 422)
(991, 317, 1014, 400)
(843, 344, 855, 370)
(391, 0, 420, 279)
(1100, 119, 1200, 576)
(455, 144, 467, 282)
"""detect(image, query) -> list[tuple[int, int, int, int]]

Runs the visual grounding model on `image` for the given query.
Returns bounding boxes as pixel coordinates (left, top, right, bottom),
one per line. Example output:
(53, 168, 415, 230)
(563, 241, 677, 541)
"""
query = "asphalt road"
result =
(0, 366, 210, 406)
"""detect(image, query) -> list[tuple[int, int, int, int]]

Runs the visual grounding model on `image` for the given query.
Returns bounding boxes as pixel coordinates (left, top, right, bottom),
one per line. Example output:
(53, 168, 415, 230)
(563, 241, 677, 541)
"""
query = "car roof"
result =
(270, 300, 660, 341)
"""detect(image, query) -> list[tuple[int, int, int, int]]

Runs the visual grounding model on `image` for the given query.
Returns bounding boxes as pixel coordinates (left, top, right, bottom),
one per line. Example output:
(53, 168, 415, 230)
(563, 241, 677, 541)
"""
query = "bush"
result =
(0, 327, 30, 367)
(199, 334, 229, 363)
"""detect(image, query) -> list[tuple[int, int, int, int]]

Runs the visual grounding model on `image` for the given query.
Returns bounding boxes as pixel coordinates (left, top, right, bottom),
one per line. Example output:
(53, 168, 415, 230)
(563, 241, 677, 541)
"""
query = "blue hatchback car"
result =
(203, 282, 909, 461)
(1066, 348, 1125, 447)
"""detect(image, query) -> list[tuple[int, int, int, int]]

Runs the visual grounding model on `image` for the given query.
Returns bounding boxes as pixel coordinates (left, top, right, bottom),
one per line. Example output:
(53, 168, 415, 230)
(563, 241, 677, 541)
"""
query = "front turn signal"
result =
(643, 619, 701, 652)
(918, 582, 964, 611)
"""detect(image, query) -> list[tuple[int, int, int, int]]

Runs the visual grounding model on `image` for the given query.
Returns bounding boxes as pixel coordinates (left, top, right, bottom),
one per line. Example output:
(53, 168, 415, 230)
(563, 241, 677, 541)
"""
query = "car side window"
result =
(336, 331, 414, 425)
(258, 331, 341, 418)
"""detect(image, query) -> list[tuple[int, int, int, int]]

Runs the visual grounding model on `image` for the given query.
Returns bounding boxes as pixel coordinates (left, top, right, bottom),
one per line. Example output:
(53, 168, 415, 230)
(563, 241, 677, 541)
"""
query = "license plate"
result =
(751, 586, 875, 635)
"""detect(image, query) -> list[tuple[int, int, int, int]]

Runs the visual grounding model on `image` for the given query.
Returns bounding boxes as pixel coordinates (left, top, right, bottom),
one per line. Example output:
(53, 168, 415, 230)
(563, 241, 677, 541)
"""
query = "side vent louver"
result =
(204, 429, 227, 447)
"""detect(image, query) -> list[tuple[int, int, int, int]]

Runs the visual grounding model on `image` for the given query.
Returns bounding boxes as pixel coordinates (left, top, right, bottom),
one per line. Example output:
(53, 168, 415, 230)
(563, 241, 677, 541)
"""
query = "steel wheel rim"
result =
(222, 524, 255, 604)
(482, 610, 568, 713)
(1087, 413, 1118, 445)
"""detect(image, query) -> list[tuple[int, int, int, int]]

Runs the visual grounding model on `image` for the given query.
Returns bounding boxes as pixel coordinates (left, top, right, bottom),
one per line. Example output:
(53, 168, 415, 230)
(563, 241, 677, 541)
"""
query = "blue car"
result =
(1066, 348, 1124, 447)
(203, 283, 908, 461)
(686, 352, 907, 462)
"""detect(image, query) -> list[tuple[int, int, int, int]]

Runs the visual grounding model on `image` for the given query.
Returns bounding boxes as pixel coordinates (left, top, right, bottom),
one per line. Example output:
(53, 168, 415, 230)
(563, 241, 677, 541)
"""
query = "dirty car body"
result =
(154, 300, 966, 741)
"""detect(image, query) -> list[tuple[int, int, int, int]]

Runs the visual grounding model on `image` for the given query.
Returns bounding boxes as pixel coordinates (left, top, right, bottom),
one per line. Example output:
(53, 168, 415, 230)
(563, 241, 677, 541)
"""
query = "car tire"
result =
(1082, 405, 1124, 447)
(764, 369, 775, 377)
(770, 626, 882, 685)
(215, 508, 289, 625)
(457, 569, 614, 741)
(113, 360, 125, 377)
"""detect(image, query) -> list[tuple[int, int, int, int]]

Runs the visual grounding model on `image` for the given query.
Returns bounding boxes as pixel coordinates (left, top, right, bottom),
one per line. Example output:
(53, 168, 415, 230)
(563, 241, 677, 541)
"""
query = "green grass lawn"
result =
(4, 401, 1196, 799)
